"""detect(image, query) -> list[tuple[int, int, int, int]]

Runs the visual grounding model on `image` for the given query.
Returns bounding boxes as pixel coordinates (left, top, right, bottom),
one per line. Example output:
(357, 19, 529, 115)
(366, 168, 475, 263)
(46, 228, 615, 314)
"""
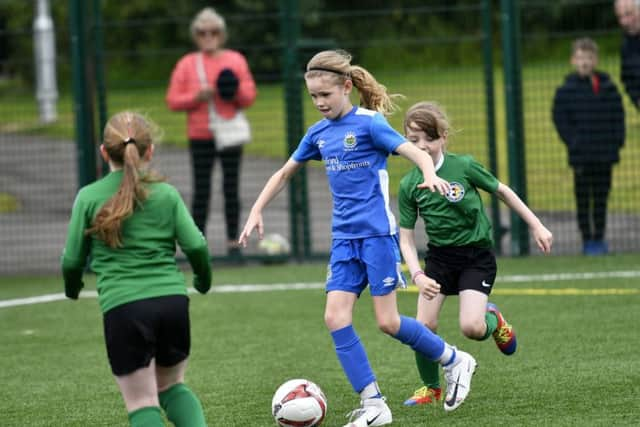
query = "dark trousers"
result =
(189, 139, 242, 241)
(572, 163, 613, 242)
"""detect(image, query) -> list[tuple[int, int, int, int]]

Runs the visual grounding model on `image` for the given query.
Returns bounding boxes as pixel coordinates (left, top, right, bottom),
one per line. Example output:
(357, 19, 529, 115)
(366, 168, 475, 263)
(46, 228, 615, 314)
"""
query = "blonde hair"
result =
(190, 7, 227, 44)
(404, 101, 451, 141)
(304, 50, 402, 116)
(85, 111, 164, 248)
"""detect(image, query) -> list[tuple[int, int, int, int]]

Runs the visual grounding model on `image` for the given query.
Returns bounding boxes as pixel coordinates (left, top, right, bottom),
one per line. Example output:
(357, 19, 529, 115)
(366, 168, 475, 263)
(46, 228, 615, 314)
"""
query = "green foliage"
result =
(0, 0, 627, 86)
(0, 0, 72, 84)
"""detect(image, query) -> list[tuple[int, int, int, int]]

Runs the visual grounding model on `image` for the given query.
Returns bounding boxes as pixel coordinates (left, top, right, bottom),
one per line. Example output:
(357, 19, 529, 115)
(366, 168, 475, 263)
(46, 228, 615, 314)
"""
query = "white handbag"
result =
(196, 53, 251, 151)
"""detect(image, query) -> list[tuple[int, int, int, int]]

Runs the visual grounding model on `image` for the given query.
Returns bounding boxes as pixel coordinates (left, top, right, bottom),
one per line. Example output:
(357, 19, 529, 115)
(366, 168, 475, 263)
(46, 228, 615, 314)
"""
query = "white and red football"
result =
(271, 379, 327, 427)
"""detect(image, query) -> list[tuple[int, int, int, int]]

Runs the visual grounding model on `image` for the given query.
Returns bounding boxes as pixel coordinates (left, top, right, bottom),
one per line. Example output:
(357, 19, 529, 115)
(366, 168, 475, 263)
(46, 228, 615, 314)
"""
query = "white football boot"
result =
(443, 350, 477, 412)
(343, 396, 392, 427)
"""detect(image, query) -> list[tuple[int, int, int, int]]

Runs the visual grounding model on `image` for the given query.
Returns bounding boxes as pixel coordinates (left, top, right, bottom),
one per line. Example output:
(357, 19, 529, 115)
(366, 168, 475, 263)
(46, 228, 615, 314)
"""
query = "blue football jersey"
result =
(292, 106, 406, 239)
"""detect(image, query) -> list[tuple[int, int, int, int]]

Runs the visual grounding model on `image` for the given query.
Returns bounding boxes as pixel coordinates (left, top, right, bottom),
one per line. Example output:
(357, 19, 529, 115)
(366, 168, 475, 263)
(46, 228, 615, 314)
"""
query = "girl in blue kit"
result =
(238, 50, 477, 427)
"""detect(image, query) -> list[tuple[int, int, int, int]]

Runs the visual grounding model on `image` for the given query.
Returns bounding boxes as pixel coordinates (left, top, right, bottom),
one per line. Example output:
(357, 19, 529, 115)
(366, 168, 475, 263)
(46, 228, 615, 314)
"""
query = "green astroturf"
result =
(1, 255, 639, 426)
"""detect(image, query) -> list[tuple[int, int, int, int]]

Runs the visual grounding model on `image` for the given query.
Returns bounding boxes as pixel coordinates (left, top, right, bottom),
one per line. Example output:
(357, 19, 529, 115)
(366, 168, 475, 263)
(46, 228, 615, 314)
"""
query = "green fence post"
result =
(500, 0, 529, 255)
(69, 0, 96, 188)
(92, 0, 108, 176)
(280, 0, 311, 260)
(482, 0, 504, 255)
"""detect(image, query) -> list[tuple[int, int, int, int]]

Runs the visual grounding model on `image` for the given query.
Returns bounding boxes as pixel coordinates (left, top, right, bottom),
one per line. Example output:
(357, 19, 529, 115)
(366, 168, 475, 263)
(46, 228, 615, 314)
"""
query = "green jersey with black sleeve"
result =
(398, 152, 499, 248)
(61, 170, 212, 314)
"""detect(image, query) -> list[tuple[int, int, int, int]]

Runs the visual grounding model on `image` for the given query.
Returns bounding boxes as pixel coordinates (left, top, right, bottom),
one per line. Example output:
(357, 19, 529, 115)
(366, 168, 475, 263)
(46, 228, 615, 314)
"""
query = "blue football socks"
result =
(331, 325, 376, 393)
(394, 315, 446, 360)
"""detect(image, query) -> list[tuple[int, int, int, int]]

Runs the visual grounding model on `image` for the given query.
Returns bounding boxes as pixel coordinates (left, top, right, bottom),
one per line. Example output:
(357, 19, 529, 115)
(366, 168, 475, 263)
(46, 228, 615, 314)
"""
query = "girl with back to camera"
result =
(397, 102, 553, 407)
(238, 51, 477, 427)
(61, 112, 212, 427)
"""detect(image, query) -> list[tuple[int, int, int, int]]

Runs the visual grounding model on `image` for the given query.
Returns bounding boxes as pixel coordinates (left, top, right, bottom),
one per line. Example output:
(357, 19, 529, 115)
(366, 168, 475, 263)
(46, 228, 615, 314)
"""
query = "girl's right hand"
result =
(417, 175, 450, 196)
(238, 211, 264, 248)
(415, 275, 441, 300)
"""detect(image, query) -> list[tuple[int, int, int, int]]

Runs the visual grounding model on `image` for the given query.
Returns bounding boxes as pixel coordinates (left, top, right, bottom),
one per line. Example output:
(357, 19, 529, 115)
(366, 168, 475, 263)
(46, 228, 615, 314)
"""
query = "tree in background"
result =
(0, 0, 622, 88)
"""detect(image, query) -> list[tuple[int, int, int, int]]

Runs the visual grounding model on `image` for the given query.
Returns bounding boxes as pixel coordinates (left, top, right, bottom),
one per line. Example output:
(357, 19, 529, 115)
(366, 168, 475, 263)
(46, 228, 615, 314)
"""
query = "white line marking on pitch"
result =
(1, 270, 640, 309)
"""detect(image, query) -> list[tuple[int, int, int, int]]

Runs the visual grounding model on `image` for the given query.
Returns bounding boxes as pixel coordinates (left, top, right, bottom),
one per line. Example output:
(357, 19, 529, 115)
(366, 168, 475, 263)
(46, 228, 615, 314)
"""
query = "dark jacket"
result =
(552, 71, 625, 166)
(621, 32, 640, 108)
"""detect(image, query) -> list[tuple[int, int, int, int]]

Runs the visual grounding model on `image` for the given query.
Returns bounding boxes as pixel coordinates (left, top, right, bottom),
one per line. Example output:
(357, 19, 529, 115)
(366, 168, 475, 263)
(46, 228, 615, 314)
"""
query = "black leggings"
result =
(572, 163, 613, 242)
(189, 139, 242, 241)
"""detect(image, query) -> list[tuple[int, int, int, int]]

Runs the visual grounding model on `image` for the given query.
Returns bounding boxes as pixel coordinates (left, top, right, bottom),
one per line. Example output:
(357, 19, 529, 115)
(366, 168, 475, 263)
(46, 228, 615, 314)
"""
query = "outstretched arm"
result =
(495, 182, 553, 253)
(238, 158, 303, 247)
(395, 142, 450, 195)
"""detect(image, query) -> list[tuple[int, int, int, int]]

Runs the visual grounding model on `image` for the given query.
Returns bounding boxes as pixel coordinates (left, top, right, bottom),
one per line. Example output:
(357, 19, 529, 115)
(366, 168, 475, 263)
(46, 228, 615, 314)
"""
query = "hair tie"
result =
(307, 67, 349, 77)
(123, 138, 136, 145)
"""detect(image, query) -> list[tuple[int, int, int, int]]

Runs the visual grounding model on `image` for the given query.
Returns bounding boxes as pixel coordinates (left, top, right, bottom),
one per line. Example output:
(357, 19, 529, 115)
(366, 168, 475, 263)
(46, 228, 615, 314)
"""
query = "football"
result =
(258, 233, 291, 255)
(272, 379, 327, 427)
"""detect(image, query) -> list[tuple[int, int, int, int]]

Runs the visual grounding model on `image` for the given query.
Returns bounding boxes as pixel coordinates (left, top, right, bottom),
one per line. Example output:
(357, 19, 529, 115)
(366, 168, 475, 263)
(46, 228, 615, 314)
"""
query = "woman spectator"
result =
(167, 7, 257, 258)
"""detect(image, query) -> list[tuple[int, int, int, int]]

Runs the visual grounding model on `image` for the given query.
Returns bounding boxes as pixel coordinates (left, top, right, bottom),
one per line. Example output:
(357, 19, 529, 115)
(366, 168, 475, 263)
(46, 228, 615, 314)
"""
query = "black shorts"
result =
(103, 295, 191, 376)
(424, 245, 497, 296)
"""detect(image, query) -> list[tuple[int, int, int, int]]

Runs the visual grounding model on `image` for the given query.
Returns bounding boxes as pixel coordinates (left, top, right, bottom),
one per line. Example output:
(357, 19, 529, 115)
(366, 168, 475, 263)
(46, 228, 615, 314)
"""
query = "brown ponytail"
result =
(305, 49, 403, 116)
(85, 111, 163, 248)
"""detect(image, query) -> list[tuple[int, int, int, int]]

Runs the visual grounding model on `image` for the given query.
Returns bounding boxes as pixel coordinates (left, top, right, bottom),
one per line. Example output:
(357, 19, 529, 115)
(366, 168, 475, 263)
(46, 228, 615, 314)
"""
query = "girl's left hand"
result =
(415, 274, 441, 300)
(417, 175, 450, 196)
(532, 224, 553, 254)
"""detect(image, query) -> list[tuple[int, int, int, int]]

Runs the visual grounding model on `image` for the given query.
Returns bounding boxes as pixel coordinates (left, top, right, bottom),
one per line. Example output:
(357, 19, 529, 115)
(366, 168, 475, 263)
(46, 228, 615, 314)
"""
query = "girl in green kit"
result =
(398, 102, 553, 407)
(61, 111, 212, 427)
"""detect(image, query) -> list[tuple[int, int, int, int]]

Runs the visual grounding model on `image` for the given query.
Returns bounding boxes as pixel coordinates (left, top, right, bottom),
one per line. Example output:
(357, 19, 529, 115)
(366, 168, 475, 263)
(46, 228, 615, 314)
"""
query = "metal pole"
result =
(92, 0, 108, 176)
(69, 0, 97, 187)
(280, 0, 311, 260)
(33, 0, 58, 123)
(482, 0, 504, 255)
(500, 0, 529, 255)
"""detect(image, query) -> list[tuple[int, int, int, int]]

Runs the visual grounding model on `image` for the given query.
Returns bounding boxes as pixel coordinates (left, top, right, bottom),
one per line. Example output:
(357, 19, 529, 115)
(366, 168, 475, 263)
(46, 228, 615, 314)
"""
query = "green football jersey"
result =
(398, 152, 499, 248)
(61, 170, 211, 313)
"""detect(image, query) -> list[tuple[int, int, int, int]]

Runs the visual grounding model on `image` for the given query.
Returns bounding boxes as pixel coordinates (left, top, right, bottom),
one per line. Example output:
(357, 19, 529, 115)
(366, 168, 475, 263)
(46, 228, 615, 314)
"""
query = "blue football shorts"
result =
(326, 235, 406, 297)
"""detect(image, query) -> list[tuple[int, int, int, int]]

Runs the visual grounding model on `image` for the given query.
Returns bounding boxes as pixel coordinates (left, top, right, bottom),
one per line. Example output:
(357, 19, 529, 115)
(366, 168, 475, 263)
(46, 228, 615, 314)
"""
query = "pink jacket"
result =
(166, 50, 257, 140)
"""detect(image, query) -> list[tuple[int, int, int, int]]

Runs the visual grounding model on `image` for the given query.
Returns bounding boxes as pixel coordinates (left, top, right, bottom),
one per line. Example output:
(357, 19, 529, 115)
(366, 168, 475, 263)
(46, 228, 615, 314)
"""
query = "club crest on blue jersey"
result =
(343, 131, 357, 150)
(445, 182, 465, 202)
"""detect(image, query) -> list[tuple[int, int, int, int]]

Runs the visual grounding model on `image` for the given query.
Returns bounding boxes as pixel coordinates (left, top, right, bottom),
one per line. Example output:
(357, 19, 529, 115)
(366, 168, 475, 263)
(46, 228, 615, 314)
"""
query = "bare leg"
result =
(114, 359, 159, 412)
(458, 290, 489, 339)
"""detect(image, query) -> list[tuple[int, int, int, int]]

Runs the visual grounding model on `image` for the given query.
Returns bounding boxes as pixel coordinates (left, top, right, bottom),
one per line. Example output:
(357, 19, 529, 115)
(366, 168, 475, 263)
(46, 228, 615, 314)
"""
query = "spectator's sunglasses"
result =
(196, 28, 221, 38)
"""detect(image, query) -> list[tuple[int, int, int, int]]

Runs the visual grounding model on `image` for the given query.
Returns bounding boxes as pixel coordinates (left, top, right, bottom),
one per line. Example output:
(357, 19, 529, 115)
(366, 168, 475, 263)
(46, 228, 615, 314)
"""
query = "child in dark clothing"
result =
(552, 37, 625, 255)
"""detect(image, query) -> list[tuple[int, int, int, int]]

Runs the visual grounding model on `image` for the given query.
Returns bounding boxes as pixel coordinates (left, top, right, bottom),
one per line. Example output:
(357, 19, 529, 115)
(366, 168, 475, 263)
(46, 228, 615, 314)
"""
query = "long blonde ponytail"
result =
(85, 111, 163, 248)
(305, 49, 402, 116)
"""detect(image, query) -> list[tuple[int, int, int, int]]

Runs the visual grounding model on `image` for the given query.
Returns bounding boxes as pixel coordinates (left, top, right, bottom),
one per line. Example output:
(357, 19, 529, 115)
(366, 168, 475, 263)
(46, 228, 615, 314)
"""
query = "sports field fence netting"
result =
(1, 0, 639, 274)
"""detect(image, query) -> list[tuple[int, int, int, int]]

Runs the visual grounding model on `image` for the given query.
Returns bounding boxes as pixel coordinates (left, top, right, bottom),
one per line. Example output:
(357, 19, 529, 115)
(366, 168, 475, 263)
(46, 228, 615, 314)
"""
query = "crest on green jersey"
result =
(446, 182, 465, 202)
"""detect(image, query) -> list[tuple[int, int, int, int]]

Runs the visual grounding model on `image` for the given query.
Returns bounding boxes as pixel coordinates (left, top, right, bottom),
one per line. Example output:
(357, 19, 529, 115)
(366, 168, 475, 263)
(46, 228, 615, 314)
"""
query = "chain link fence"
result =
(1, 1, 638, 275)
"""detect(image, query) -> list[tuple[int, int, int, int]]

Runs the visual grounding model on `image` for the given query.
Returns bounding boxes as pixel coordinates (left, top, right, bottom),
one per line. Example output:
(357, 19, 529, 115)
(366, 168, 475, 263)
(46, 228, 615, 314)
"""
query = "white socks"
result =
(438, 344, 457, 367)
(360, 381, 382, 400)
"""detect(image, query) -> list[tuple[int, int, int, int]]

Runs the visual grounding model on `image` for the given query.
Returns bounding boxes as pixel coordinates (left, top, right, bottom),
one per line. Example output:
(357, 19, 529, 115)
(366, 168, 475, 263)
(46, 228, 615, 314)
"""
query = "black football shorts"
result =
(103, 295, 190, 376)
(424, 245, 497, 296)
